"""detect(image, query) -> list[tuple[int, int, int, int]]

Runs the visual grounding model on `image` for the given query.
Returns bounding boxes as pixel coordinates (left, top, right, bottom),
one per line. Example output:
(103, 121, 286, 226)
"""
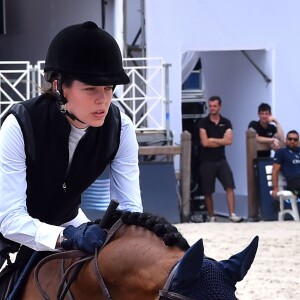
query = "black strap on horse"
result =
(99, 199, 119, 228)
(158, 263, 194, 300)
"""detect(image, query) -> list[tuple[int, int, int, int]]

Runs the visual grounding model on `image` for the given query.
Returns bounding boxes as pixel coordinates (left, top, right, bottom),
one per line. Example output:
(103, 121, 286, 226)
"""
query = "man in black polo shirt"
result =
(198, 96, 242, 222)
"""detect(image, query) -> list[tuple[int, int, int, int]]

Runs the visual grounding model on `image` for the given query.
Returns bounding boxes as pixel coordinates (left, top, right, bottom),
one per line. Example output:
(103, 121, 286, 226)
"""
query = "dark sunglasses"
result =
(287, 137, 299, 142)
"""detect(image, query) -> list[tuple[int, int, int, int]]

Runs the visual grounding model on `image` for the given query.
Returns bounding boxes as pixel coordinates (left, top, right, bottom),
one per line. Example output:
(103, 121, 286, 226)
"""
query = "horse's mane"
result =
(95, 210, 190, 251)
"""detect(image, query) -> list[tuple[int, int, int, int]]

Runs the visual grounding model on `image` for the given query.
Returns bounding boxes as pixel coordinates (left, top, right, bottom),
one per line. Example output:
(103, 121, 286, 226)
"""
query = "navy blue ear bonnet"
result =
(167, 236, 259, 300)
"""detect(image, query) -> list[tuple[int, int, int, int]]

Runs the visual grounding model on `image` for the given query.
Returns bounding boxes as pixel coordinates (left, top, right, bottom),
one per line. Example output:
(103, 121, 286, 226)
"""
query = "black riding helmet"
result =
(44, 21, 130, 86)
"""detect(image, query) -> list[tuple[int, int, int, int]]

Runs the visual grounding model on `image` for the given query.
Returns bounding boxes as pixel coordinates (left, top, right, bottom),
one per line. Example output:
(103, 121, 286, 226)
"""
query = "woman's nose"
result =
(95, 88, 105, 103)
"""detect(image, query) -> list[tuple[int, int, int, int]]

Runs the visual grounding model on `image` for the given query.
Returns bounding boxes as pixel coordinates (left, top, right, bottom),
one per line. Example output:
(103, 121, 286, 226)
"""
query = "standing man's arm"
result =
(200, 128, 232, 148)
(200, 128, 219, 148)
(216, 128, 232, 146)
(271, 163, 281, 198)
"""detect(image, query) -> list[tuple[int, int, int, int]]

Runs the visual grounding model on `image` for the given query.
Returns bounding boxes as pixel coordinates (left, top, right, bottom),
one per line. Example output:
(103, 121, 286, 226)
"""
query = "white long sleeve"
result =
(110, 112, 143, 212)
(0, 115, 63, 250)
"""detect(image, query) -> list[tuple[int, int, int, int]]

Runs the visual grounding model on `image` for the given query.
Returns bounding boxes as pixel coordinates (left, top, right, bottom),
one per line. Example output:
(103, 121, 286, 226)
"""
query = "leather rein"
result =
(34, 218, 193, 300)
(158, 263, 194, 300)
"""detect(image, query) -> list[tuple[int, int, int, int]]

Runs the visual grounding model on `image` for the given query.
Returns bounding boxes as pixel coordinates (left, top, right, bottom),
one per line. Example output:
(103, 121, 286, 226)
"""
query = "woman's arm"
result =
(0, 115, 64, 251)
(109, 112, 143, 212)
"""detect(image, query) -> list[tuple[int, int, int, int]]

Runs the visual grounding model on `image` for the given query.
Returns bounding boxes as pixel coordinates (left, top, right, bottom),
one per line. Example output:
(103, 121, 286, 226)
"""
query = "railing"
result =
(0, 61, 31, 118)
(0, 58, 169, 133)
(115, 58, 167, 131)
(139, 131, 192, 222)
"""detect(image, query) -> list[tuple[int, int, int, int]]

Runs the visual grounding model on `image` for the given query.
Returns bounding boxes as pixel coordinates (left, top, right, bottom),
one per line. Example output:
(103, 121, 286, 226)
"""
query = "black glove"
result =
(61, 223, 106, 254)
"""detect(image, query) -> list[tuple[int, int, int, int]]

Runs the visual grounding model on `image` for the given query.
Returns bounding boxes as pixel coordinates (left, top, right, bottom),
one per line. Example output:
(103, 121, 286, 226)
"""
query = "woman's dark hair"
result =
(42, 74, 75, 95)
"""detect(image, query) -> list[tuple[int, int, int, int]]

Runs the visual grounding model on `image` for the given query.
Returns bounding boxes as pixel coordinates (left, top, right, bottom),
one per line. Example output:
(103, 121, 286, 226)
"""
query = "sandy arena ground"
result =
(175, 220, 300, 300)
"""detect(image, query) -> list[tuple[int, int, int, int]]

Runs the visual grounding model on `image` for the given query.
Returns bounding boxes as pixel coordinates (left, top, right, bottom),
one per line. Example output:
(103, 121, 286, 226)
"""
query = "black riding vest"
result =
(7, 95, 121, 225)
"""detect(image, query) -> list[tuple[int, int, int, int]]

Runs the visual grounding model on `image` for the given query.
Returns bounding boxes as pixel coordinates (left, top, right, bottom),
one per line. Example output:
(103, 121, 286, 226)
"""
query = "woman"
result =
(0, 21, 142, 277)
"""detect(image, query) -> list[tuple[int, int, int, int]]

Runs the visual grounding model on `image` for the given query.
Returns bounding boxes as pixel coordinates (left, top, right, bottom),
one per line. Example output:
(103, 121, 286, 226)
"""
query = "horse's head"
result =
(161, 236, 259, 300)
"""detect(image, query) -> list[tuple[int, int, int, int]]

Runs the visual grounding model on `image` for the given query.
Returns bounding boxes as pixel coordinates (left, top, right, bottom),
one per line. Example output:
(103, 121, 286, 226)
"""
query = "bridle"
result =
(158, 263, 194, 300)
(34, 218, 194, 300)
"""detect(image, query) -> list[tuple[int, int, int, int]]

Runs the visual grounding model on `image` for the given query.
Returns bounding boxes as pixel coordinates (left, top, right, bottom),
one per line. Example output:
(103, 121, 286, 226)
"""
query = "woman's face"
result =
(61, 80, 113, 128)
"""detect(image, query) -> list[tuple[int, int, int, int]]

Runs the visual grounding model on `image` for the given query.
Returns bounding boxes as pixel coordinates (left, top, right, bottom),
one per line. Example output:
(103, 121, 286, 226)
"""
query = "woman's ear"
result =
(52, 79, 58, 91)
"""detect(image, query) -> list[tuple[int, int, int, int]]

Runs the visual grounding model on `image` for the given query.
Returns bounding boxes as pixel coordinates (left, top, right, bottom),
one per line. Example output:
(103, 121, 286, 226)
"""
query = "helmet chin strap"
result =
(56, 75, 86, 125)
(59, 101, 86, 124)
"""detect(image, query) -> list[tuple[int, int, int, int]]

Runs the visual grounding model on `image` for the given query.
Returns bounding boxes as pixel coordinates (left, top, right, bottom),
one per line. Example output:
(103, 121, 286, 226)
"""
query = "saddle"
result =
(0, 246, 47, 300)
(0, 234, 21, 300)
(0, 263, 20, 300)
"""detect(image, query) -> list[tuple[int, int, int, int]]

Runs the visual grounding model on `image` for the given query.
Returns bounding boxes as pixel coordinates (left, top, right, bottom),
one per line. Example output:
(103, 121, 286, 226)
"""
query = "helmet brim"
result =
(44, 69, 130, 86)
(73, 71, 130, 86)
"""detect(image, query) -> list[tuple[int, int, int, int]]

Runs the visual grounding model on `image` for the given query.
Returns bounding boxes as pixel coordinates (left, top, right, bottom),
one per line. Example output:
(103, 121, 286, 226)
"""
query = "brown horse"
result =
(19, 211, 259, 300)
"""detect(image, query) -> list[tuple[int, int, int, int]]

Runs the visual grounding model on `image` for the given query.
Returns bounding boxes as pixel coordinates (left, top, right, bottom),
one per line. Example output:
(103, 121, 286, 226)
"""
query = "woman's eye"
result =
(105, 86, 113, 91)
(84, 87, 95, 91)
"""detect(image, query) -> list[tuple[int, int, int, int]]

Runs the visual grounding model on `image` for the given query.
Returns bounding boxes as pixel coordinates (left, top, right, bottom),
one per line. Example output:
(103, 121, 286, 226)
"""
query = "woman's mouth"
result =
(92, 109, 106, 119)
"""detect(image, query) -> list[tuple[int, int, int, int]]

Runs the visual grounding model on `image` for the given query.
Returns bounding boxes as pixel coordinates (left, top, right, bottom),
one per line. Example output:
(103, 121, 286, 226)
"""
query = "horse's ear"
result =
(172, 238, 204, 286)
(220, 236, 259, 283)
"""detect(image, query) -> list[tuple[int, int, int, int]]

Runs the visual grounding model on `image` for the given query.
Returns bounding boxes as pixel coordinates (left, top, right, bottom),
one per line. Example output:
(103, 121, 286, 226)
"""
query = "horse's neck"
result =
(80, 224, 184, 300)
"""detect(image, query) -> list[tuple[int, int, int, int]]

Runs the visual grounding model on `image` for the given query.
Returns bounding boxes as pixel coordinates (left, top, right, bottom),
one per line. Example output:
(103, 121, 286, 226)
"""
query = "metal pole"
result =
(164, 63, 172, 145)
(30, 65, 36, 98)
(241, 50, 271, 83)
(140, 0, 146, 58)
(123, 0, 128, 59)
(140, 0, 147, 126)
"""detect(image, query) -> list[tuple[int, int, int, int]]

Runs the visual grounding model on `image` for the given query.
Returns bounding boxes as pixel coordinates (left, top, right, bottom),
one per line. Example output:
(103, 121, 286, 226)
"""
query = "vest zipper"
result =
(62, 182, 67, 193)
